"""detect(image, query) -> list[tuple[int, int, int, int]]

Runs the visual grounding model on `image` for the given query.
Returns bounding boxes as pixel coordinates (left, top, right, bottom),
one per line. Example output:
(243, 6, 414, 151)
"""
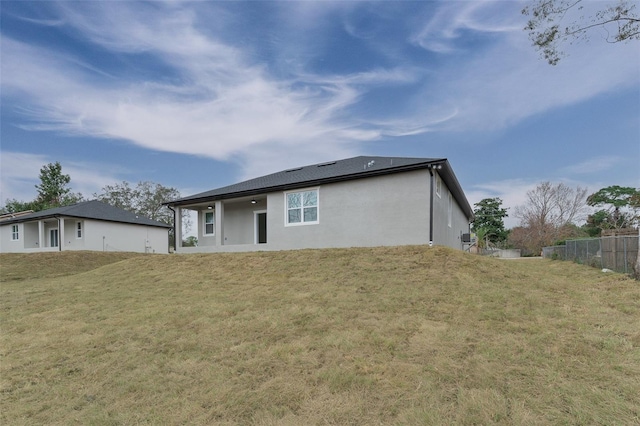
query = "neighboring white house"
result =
(166, 156, 474, 253)
(0, 200, 171, 254)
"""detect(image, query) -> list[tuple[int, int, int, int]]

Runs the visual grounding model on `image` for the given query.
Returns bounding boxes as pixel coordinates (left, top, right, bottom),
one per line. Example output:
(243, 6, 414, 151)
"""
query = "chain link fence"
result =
(543, 235, 639, 275)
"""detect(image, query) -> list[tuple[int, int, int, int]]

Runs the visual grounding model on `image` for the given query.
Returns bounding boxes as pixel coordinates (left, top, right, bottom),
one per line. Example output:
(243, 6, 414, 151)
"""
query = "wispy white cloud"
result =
(411, 1, 522, 53)
(561, 156, 624, 175)
(1, 2, 404, 175)
(0, 152, 122, 204)
(408, 1, 639, 134)
(1, 0, 637, 186)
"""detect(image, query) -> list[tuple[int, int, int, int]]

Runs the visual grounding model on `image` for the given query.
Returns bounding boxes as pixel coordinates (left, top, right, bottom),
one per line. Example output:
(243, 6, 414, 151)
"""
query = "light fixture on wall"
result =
(207, 205, 213, 210)
(251, 199, 257, 204)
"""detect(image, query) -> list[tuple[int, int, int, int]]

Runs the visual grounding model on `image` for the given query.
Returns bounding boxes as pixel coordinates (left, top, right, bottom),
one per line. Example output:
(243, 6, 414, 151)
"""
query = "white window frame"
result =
(436, 174, 442, 198)
(203, 211, 215, 236)
(76, 221, 83, 239)
(284, 187, 319, 226)
(11, 224, 19, 241)
(448, 193, 453, 228)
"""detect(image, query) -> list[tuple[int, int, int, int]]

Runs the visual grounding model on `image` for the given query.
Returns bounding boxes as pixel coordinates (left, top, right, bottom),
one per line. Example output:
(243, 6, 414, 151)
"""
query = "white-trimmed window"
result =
(436, 175, 442, 198)
(11, 225, 19, 241)
(285, 188, 319, 225)
(204, 211, 215, 235)
(76, 221, 83, 239)
(448, 193, 453, 227)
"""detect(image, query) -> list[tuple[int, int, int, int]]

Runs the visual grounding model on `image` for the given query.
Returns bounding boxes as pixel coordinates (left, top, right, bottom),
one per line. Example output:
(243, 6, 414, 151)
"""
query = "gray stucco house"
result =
(166, 156, 474, 253)
(0, 200, 171, 254)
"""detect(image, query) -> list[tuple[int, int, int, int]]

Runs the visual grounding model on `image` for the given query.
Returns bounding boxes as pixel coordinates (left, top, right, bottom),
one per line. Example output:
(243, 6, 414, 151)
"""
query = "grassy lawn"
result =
(1, 247, 639, 425)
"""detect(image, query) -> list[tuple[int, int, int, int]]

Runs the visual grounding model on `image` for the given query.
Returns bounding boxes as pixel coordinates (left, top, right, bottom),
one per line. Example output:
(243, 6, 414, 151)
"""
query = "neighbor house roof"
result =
(167, 156, 474, 219)
(0, 200, 172, 228)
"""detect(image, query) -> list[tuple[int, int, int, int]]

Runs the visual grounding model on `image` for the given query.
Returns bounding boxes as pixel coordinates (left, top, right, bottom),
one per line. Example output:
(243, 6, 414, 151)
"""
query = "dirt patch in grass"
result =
(1, 246, 639, 424)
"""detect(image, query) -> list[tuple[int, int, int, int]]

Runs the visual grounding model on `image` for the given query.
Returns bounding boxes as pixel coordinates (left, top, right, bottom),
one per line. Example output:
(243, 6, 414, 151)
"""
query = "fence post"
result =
(624, 237, 628, 274)
(599, 238, 603, 269)
(586, 240, 589, 265)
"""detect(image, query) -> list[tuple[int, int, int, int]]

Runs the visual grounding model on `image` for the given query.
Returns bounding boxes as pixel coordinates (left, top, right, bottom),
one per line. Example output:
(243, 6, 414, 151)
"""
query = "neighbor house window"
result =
(11, 225, 19, 241)
(436, 175, 442, 198)
(76, 221, 83, 239)
(448, 193, 453, 227)
(286, 189, 319, 225)
(204, 211, 215, 235)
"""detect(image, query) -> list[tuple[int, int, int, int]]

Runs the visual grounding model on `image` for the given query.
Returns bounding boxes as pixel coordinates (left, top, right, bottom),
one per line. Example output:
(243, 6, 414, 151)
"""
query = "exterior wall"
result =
(24, 223, 39, 249)
(61, 219, 84, 250)
(0, 223, 23, 253)
(0, 218, 169, 254)
(431, 172, 471, 249)
(83, 220, 168, 253)
(196, 210, 216, 248)
(177, 169, 472, 253)
(264, 170, 431, 250)
(0, 221, 57, 253)
(221, 202, 257, 245)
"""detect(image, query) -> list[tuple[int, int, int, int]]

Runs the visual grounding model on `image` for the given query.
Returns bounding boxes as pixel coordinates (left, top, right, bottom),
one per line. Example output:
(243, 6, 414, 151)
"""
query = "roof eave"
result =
(0, 213, 171, 229)
(165, 160, 447, 206)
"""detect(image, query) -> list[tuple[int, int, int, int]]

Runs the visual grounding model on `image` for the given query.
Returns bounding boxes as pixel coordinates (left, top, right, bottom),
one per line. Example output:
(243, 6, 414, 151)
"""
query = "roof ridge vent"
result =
(284, 167, 303, 173)
(317, 161, 336, 167)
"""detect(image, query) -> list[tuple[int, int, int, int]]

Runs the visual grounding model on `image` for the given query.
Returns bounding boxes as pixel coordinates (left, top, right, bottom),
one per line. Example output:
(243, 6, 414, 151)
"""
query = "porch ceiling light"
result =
(251, 199, 257, 204)
(207, 205, 213, 209)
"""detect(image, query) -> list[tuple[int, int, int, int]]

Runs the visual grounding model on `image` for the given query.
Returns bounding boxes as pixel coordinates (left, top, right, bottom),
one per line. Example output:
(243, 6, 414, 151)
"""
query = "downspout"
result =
(167, 205, 176, 253)
(428, 168, 434, 247)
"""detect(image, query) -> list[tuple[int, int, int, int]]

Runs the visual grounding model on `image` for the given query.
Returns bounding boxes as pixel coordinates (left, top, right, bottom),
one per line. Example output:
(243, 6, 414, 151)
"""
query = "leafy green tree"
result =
(583, 209, 610, 237)
(586, 185, 640, 231)
(471, 198, 509, 244)
(523, 0, 640, 65)
(1, 199, 38, 214)
(34, 162, 83, 210)
(1, 162, 83, 214)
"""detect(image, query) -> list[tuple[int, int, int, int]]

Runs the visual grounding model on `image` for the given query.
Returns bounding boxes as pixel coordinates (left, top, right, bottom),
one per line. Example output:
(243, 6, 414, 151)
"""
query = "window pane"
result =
(288, 209, 301, 223)
(303, 207, 317, 222)
(205, 212, 214, 223)
(303, 190, 317, 207)
(287, 193, 301, 208)
(205, 223, 214, 234)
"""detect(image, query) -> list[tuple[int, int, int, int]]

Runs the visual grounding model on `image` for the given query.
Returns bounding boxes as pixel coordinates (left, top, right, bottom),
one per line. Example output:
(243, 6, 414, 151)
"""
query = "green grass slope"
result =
(1, 247, 639, 425)
(0, 251, 141, 281)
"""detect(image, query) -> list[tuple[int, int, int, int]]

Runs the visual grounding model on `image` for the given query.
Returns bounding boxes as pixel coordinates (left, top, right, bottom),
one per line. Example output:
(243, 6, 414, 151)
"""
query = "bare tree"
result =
(94, 181, 191, 246)
(523, 0, 640, 65)
(513, 181, 589, 253)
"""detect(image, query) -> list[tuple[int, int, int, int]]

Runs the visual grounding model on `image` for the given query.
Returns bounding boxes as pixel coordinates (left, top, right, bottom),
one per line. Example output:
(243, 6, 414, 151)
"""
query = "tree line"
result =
(1, 162, 191, 246)
(472, 182, 639, 256)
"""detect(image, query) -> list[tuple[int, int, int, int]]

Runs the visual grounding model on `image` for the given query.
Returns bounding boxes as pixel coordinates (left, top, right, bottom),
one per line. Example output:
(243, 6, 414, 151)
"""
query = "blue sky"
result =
(1, 0, 638, 228)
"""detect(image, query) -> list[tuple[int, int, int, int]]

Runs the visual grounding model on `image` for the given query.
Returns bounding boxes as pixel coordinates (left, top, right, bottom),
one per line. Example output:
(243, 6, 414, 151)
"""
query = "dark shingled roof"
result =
(0, 200, 172, 228)
(167, 156, 474, 219)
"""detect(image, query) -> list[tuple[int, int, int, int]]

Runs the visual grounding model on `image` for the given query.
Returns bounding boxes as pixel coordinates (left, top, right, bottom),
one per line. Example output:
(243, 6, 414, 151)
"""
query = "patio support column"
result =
(38, 220, 44, 248)
(215, 201, 224, 246)
(175, 207, 183, 253)
(59, 218, 65, 251)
